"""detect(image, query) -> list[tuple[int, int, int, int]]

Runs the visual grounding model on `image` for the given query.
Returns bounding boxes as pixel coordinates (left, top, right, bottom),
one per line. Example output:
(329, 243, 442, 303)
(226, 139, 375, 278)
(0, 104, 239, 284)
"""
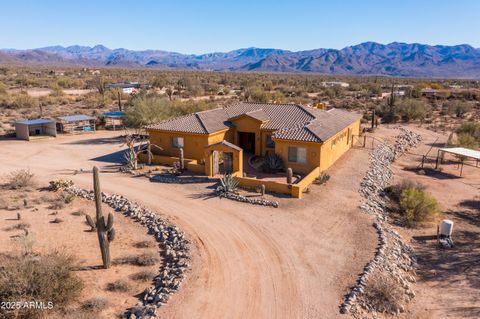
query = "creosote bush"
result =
(4, 169, 35, 190)
(385, 179, 426, 202)
(399, 188, 440, 227)
(0, 252, 83, 319)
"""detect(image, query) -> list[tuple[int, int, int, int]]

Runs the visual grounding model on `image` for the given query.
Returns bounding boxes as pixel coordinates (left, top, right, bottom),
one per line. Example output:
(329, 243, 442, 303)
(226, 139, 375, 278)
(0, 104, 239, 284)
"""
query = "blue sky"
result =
(2, 0, 479, 53)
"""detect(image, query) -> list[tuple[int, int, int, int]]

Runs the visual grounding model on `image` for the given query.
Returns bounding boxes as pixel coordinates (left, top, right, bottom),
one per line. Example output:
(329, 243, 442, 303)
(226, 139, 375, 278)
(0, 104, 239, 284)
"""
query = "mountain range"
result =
(2, 42, 480, 78)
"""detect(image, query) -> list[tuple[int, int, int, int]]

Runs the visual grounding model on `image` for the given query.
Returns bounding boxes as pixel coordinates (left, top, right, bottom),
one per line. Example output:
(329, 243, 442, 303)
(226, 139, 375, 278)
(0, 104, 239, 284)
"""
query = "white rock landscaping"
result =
(53, 183, 190, 319)
(340, 128, 422, 317)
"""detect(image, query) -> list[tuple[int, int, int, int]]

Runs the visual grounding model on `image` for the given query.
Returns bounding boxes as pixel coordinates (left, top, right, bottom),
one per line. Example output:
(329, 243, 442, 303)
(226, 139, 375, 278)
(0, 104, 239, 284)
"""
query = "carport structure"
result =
(57, 114, 96, 133)
(103, 112, 125, 130)
(435, 147, 480, 176)
(15, 119, 57, 141)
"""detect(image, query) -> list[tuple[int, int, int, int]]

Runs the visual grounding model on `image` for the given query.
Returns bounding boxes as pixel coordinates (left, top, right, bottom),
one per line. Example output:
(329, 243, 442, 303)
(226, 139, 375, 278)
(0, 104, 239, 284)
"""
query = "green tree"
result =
(124, 95, 171, 128)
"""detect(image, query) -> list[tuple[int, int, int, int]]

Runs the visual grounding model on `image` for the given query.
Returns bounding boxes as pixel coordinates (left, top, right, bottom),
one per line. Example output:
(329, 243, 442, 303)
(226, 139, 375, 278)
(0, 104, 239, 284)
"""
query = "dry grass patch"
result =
(129, 270, 156, 282)
(114, 252, 159, 267)
(133, 240, 156, 249)
(81, 296, 108, 312)
(105, 279, 130, 292)
(361, 273, 406, 314)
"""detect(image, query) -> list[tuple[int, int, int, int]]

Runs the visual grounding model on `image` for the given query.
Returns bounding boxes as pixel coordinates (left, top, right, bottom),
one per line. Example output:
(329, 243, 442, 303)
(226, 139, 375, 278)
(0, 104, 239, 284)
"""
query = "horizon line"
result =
(1, 41, 478, 56)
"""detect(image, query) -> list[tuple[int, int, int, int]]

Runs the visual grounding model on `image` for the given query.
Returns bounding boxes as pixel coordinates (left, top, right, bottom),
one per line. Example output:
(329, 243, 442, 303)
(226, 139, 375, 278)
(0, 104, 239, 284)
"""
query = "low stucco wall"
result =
(237, 166, 320, 199)
(138, 153, 206, 175)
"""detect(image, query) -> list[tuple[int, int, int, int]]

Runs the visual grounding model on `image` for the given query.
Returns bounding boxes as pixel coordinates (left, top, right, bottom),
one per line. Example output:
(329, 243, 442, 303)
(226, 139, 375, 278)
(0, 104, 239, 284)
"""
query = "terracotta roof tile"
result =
(147, 102, 361, 142)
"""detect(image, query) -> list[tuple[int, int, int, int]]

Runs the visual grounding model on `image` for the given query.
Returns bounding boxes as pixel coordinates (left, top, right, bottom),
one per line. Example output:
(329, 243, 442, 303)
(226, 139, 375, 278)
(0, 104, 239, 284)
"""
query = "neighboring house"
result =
(107, 82, 140, 94)
(146, 102, 361, 176)
(321, 81, 350, 88)
(378, 90, 405, 99)
(15, 119, 57, 141)
(421, 88, 439, 98)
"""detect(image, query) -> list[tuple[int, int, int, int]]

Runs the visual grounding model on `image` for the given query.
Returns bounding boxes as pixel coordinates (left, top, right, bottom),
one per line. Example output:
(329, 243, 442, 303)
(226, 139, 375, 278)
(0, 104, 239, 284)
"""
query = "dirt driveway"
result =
(0, 132, 377, 319)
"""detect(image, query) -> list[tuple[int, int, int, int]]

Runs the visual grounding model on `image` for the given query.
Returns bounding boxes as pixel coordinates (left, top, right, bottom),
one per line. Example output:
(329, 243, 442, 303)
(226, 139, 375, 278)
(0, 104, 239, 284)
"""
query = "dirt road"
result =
(0, 132, 377, 319)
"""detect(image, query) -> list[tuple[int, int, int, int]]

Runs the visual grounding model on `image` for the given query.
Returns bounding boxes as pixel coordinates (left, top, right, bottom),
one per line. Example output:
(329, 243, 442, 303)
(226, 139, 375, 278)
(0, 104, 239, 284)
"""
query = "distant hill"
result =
(2, 42, 480, 78)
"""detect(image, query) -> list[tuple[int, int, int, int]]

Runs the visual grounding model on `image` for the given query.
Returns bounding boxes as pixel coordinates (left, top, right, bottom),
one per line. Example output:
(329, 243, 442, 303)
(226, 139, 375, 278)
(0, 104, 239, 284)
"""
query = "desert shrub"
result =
(133, 240, 156, 248)
(262, 154, 284, 173)
(71, 209, 86, 216)
(385, 179, 426, 202)
(457, 133, 478, 149)
(105, 279, 130, 292)
(457, 122, 480, 140)
(397, 99, 430, 122)
(48, 193, 74, 209)
(82, 297, 108, 312)
(49, 179, 74, 191)
(0, 252, 83, 318)
(130, 270, 156, 282)
(10, 92, 38, 109)
(399, 188, 440, 227)
(4, 168, 35, 189)
(114, 252, 160, 266)
(361, 273, 405, 313)
(314, 172, 330, 185)
(4, 222, 30, 231)
(446, 101, 472, 118)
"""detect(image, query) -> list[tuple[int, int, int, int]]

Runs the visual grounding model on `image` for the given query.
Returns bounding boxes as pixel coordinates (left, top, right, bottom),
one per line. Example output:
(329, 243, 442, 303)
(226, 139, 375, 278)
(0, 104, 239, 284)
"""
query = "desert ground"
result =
(0, 187, 159, 318)
(0, 124, 478, 319)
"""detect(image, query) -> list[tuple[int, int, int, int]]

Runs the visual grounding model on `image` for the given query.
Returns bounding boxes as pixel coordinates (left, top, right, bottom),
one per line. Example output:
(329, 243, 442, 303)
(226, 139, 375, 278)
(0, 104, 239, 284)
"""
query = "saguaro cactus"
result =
(179, 147, 185, 171)
(90, 166, 115, 269)
(286, 168, 293, 184)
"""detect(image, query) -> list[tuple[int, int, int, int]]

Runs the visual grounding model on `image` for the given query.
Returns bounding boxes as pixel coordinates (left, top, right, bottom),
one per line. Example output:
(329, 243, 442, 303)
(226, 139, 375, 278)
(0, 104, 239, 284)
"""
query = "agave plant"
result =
(123, 149, 137, 170)
(263, 154, 284, 173)
(314, 172, 331, 185)
(219, 173, 239, 193)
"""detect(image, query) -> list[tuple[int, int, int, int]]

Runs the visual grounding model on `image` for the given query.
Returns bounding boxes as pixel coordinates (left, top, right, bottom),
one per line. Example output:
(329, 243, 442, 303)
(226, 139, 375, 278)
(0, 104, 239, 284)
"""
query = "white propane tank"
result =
(440, 219, 454, 237)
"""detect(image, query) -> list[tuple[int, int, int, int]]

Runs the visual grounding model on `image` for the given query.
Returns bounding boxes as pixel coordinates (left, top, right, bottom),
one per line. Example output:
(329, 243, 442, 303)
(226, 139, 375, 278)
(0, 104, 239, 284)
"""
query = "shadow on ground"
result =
(413, 208, 480, 317)
(63, 136, 124, 145)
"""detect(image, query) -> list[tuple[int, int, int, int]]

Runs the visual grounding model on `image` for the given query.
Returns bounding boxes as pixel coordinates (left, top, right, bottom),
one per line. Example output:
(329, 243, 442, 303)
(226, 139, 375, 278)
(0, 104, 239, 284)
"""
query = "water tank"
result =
(440, 219, 454, 237)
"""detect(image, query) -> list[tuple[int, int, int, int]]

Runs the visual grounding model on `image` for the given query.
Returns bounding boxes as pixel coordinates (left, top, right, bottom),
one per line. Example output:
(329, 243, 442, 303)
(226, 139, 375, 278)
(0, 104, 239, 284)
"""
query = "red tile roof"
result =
(147, 102, 361, 142)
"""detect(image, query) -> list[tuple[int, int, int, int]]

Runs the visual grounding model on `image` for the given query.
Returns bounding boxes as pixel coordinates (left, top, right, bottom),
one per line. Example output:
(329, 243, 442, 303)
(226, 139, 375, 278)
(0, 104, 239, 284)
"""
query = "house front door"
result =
(212, 151, 220, 175)
(221, 152, 233, 174)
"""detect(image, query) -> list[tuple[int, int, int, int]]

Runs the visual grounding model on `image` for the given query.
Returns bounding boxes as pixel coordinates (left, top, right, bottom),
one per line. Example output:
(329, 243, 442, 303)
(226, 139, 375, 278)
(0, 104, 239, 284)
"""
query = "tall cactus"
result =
(179, 147, 185, 171)
(286, 168, 293, 184)
(89, 166, 115, 269)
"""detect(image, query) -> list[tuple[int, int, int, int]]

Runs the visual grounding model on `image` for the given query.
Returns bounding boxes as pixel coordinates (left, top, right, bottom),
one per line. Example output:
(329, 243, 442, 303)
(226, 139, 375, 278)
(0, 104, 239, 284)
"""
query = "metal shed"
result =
(103, 112, 125, 130)
(57, 114, 96, 133)
(15, 119, 57, 141)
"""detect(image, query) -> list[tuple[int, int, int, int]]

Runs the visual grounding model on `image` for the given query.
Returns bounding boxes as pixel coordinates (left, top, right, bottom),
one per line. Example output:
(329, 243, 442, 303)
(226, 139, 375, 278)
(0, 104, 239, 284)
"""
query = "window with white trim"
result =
(172, 136, 184, 148)
(288, 147, 307, 163)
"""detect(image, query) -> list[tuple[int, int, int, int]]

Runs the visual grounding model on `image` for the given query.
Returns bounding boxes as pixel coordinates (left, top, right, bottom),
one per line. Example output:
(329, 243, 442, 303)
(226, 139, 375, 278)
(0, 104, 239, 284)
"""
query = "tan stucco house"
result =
(145, 102, 361, 179)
